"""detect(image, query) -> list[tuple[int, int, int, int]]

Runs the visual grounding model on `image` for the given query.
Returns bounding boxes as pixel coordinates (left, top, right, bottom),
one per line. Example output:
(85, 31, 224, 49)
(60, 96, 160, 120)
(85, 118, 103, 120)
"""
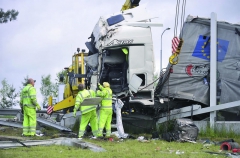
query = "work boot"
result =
(78, 137, 83, 140)
(21, 133, 28, 137)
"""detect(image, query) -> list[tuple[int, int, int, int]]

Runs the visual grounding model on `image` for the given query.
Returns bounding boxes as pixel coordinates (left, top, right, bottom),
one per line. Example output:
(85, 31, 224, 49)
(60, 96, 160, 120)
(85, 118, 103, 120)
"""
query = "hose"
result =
(220, 142, 240, 150)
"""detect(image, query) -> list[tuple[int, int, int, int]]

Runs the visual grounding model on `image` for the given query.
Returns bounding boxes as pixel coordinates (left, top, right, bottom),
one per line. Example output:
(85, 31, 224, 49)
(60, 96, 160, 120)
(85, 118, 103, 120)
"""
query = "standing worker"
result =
(73, 83, 98, 140)
(97, 82, 113, 138)
(20, 78, 41, 136)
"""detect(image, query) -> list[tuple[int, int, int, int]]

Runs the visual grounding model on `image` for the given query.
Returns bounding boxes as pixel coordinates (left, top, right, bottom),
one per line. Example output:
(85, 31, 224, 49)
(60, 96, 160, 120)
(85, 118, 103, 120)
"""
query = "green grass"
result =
(199, 122, 240, 139)
(0, 126, 232, 158)
(0, 138, 227, 158)
(1, 122, 240, 158)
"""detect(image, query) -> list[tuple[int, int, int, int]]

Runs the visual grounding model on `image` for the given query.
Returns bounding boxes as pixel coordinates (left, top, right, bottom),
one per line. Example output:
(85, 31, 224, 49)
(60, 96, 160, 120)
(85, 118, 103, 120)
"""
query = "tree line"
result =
(0, 72, 64, 109)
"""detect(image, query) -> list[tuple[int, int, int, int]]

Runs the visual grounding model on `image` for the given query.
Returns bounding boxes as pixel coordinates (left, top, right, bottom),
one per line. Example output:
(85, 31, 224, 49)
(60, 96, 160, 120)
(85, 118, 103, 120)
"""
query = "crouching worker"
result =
(73, 83, 98, 140)
(97, 82, 113, 138)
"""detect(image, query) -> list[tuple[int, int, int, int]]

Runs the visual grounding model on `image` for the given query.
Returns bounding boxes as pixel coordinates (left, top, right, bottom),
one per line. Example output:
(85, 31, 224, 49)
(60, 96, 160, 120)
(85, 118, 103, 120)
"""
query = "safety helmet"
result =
(78, 84, 85, 91)
(103, 82, 110, 87)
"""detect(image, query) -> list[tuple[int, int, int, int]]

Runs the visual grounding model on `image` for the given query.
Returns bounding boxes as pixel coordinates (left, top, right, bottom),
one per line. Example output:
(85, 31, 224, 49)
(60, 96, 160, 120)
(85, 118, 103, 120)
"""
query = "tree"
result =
(40, 75, 58, 106)
(19, 75, 29, 92)
(0, 8, 19, 24)
(56, 69, 68, 83)
(0, 79, 19, 108)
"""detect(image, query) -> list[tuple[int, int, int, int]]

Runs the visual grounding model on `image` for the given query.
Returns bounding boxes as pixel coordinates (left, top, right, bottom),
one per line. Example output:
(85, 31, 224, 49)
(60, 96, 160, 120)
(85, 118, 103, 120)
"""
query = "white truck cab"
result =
(84, 6, 162, 110)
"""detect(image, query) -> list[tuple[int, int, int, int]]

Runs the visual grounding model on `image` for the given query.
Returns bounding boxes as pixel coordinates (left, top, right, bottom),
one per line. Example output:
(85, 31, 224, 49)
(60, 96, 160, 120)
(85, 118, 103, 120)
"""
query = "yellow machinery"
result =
(48, 48, 88, 113)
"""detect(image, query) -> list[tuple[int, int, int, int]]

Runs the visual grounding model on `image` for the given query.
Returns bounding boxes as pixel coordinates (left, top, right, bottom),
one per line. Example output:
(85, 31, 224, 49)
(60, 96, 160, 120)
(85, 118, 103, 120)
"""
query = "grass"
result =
(0, 126, 235, 158)
(1, 120, 240, 158)
(199, 122, 240, 139)
(0, 138, 226, 158)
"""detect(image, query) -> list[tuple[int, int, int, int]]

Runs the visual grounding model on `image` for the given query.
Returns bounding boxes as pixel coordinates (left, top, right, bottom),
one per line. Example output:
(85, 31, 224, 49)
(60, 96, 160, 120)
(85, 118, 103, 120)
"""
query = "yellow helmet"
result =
(103, 82, 110, 87)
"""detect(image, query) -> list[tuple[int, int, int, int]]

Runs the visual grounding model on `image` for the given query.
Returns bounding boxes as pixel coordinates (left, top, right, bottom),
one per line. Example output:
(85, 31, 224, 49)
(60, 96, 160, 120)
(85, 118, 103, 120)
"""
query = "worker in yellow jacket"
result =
(97, 82, 113, 138)
(20, 78, 41, 136)
(73, 84, 98, 140)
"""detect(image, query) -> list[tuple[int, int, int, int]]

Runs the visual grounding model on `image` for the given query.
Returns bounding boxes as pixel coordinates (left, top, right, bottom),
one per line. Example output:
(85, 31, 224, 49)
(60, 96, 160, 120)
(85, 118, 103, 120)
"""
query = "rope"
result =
(174, 0, 187, 38)
(174, 0, 180, 37)
(180, 0, 187, 38)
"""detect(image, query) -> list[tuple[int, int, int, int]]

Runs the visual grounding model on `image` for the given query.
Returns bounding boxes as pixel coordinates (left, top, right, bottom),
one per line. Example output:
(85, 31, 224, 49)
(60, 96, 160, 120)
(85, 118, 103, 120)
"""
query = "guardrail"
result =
(0, 109, 63, 116)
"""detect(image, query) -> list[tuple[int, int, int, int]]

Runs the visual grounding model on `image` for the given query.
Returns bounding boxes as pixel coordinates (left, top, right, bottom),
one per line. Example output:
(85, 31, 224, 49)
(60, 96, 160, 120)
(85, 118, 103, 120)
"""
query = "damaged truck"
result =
(48, 5, 240, 133)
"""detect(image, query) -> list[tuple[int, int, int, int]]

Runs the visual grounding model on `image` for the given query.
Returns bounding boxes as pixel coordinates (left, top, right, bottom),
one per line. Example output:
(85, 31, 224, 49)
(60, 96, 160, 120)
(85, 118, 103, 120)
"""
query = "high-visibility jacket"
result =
(74, 89, 97, 114)
(20, 84, 39, 109)
(97, 85, 112, 109)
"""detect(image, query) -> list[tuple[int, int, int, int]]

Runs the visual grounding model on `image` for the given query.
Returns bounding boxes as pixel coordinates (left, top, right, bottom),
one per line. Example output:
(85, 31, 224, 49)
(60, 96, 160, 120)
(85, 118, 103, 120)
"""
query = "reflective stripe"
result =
(24, 104, 35, 108)
(101, 106, 112, 109)
(79, 130, 84, 137)
(101, 89, 112, 108)
(23, 86, 37, 108)
(79, 93, 84, 100)
(79, 90, 91, 99)
(92, 130, 98, 136)
(103, 98, 112, 100)
(81, 106, 97, 113)
(87, 90, 92, 97)
(106, 90, 112, 98)
(106, 130, 111, 136)
(24, 104, 34, 106)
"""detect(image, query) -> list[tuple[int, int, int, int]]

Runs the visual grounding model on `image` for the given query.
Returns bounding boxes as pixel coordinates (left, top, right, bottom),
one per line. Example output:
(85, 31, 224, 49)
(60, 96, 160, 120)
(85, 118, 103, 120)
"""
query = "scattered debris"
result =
(0, 137, 106, 152)
(161, 118, 199, 143)
(136, 136, 150, 143)
(176, 150, 184, 155)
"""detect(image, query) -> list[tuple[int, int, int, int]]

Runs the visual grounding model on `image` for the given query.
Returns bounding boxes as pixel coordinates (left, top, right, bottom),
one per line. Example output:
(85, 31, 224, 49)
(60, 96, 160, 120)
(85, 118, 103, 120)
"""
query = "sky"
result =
(1, 0, 240, 107)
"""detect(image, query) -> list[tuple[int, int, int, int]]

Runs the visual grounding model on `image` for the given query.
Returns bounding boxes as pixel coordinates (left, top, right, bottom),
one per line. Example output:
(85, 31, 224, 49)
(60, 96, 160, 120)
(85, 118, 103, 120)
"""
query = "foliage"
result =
(40, 75, 58, 106)
(0, 79, 19, 108)
(19, 75, 29, 92)
(199, 122, 240, 139)
(0, 8, 19, 23)
(56, 69, 68, 83)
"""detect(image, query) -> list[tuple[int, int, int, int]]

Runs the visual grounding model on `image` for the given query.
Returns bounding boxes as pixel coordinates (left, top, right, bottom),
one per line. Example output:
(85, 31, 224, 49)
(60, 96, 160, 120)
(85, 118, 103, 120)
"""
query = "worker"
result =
(73, 83, 98, 140)
(97, 82, 113, 138)
(20, 78, 41, 136)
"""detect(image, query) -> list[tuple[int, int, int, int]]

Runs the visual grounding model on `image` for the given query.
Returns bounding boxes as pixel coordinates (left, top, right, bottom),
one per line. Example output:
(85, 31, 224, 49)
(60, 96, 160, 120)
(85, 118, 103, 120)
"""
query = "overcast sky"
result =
(1, 0, 240, 107)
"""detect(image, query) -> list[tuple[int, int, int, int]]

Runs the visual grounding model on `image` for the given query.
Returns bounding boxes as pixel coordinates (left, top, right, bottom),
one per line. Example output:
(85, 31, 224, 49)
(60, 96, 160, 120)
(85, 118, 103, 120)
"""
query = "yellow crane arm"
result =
(121, 0, 140, 11)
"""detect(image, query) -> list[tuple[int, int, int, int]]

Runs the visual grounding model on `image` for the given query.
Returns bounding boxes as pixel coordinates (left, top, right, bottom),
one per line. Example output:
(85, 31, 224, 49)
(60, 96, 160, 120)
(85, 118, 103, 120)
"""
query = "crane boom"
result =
(121, 0, 140, 11)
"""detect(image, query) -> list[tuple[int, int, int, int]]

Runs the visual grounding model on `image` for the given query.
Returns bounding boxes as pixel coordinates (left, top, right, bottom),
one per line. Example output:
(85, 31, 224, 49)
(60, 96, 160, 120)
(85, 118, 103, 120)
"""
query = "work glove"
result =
(36, 105, 41, 111)
(73, 110, 76, 117)
(97, 90, 101, 94)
